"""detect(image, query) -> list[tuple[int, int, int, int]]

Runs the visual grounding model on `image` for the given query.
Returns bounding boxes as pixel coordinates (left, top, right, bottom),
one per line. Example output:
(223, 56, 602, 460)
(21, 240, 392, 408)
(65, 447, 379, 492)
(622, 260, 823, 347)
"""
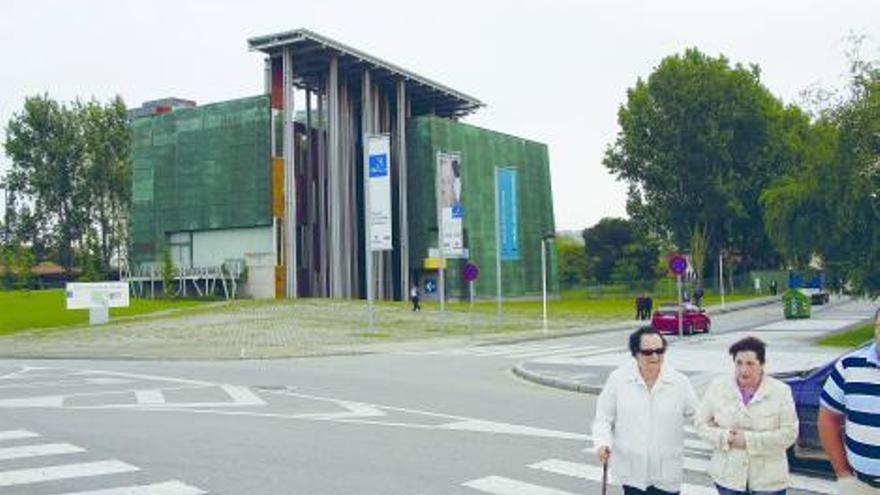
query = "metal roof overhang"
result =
(247, 28, 484, 119)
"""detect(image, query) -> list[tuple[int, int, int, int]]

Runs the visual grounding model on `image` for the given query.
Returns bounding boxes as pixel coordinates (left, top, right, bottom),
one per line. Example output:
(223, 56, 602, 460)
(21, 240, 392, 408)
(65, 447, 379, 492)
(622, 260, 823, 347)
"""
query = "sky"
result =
(1, 0, 879, 232)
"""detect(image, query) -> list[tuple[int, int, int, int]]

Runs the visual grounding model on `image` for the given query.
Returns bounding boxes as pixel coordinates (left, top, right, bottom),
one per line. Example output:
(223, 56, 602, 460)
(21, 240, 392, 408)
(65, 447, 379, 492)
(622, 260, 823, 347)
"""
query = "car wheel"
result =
(704, 321, 711, 333)
(684, 323, 694, 336)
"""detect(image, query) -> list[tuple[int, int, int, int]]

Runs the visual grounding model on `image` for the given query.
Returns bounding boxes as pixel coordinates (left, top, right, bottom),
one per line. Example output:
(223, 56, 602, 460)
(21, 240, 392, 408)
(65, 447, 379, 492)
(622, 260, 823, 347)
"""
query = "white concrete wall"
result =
(192, 227, 273, 268)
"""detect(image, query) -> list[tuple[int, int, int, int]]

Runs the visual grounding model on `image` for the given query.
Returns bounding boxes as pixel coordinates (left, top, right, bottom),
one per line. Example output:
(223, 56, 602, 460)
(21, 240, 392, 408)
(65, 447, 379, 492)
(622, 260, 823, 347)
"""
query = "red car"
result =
(651, 303, 711, 335)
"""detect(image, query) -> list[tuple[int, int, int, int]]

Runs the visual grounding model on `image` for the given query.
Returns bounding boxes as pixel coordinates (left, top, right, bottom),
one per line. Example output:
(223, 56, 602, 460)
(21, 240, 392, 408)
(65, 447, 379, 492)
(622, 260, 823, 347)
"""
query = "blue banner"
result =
(497, 168, 519, 261)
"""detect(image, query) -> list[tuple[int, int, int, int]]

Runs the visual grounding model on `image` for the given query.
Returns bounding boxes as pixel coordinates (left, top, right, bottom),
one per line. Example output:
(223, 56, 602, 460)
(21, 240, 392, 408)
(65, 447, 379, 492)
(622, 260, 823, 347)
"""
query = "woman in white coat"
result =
(593, 326, 698, 495)
(696, 336, 798, 495)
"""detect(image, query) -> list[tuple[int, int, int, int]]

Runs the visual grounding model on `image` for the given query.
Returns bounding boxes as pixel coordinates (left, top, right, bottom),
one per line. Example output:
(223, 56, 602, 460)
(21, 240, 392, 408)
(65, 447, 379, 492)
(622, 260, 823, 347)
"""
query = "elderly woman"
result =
(696, 337, 798, 495)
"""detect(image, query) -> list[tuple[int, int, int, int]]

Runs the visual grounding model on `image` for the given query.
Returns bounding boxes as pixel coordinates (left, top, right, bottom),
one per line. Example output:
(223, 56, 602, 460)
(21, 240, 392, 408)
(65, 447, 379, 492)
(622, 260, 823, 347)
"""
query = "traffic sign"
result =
(462, 262, 480, 282)
(668, 255, 688, 275)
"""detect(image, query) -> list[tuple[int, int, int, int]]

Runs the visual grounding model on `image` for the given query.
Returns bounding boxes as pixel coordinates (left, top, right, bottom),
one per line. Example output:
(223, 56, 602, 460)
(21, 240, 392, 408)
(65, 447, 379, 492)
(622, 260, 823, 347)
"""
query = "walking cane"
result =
(601, 461, 608, 495)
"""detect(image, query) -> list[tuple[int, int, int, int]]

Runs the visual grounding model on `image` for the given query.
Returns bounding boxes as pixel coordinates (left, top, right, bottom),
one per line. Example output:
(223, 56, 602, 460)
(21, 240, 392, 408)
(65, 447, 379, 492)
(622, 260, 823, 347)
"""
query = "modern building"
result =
(129, 28, 557, 301)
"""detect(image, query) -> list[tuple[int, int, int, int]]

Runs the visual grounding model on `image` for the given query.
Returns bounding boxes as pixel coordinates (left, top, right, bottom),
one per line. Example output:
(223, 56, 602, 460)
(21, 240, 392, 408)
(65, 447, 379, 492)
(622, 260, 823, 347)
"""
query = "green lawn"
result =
(818, 323, 876, 347)
(0, 290, 207, 335)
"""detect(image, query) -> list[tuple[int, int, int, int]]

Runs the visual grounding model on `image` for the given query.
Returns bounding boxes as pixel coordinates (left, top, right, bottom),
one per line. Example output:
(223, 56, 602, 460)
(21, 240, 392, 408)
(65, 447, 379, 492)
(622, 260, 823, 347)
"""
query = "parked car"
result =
(650, 303, 711, 335)
(775, 342, 872, 475)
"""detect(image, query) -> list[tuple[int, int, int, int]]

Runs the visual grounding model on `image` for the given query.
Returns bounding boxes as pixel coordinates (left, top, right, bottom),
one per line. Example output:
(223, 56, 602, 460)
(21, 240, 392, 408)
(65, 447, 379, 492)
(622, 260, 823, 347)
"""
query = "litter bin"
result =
(783, 289, 811, 319)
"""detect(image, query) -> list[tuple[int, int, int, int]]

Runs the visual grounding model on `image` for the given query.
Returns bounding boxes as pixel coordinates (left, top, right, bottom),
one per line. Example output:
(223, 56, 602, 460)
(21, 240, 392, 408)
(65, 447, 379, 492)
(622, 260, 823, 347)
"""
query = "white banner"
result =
(437, 152, 465, 257)
(367, 134, 393, 251)
(66, 282, 130, 310)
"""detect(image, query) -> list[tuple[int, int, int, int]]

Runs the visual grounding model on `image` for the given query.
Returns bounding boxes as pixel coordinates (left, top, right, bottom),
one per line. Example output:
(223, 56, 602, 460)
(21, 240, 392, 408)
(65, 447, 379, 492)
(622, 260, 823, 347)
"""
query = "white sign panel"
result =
(66, 282, 130, 310)
(367, 134, 393, 251)
(437, 151, 465, 257)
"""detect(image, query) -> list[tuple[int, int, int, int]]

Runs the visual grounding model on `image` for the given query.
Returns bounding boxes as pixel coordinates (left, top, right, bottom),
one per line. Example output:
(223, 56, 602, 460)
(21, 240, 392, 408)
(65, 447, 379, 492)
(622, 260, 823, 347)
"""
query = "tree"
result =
(4, 95, 87, 271)
(80, 97, 131, 274)
(556, 235, 588, 289)
(582, 217, 659, 284)
(3, 95, 130, 275)
(603, 48, 810, 268)
(161, 243, 176, 299)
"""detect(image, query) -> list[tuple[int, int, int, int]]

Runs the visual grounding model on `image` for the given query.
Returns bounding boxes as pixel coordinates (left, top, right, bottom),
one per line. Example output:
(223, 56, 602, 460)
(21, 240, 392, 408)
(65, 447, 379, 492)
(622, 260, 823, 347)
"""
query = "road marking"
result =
(463, 475, 576, 494)
(529, 459, 716, 495)
(221, 384, 267, 406)
(0, 443, 85, 460)
(0, 430, 40, 441)
(683, 457, 836, 494)
(441, 420, 588, 440)
(135, 390, 166, 405)
(47, 480, 207, 495)
(0, 460, 139, 487)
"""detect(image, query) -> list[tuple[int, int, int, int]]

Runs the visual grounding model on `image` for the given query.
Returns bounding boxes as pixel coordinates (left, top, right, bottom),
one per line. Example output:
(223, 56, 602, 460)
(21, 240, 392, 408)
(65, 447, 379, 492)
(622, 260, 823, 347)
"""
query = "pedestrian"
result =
(817, 309, 880, 494)
(635, 295, 645, 320)
(645, 295, 654, 320)
(769, 280, 778, 296)
(694, 286, 704, 308)
(593, 326, 698, 494)
(696, 336, 798, 494)
(410, 285, 421, 312)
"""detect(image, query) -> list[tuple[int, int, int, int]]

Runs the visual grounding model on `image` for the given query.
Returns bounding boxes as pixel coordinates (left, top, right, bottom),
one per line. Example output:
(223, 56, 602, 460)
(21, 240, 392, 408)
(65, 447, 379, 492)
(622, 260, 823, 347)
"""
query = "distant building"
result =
(129, 29, 557, 300)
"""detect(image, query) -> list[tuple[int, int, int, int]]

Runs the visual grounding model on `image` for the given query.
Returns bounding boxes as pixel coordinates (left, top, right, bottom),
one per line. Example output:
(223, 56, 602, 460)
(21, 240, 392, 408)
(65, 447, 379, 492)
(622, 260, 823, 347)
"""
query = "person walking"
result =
(410, 285, 421, 312)
(696, 336, 798, 494)
(593, 326, 698, 495)
(818, 309, 880, 494)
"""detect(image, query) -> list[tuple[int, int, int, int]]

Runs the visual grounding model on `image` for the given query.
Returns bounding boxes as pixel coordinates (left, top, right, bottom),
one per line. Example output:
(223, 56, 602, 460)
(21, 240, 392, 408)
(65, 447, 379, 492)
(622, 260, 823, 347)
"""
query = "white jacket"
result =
(696, 375, 798, 492)
(592, 361, 697, 492)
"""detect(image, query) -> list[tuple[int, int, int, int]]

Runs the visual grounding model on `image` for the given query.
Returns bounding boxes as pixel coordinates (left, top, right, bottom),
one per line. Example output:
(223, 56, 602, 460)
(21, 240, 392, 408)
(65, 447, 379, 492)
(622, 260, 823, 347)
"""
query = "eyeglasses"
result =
(638, 348, 666, 357)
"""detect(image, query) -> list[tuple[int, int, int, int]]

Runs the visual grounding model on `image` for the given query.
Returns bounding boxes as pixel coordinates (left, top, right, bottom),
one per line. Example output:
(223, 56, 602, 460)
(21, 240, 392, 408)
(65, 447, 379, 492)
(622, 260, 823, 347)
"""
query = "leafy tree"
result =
(1, 245, 15, 289)
(582, 217, 659, 284)
(80, 97, 131, 274)
(4, 95, 87, 271)
(13, 244, 35, 290)
(161, 243, 176, 299)
(603, 48, 810, 268)
(556, 235, 588, 288)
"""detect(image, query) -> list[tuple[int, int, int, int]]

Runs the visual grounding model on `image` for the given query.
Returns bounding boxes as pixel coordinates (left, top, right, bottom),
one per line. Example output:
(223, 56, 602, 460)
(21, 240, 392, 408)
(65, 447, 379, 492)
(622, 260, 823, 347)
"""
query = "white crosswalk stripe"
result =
(0, 429, 40, 441)
(0, 442, 85, 460)
(47, 480, 207, 495)
(0, 428, 208, 493)
(0, 460, 140, 487)
(462, 454, 836, 495)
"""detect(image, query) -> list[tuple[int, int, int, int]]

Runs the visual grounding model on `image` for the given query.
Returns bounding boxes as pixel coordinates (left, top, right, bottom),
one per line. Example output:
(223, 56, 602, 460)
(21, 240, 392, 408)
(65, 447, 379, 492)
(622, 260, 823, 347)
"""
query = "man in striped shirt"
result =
(818, 309, 880, 494)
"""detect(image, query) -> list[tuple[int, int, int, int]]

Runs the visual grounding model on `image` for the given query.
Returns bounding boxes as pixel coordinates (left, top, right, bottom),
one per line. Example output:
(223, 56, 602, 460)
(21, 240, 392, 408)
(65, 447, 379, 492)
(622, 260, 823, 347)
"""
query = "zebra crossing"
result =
(400, 342, 620, 361)
(457, 429, 838, 495)
(0, 428, 206, 494)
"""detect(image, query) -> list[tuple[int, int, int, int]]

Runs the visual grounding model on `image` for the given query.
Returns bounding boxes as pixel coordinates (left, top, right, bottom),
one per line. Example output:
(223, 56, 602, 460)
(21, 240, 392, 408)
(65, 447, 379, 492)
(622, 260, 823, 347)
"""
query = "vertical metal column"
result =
(396, 80, 408, 301)
(317, 83, 327, 297)
(362, 69, 374, 328)
(282, 46, 297, 298)
(328, 57, 341, 297)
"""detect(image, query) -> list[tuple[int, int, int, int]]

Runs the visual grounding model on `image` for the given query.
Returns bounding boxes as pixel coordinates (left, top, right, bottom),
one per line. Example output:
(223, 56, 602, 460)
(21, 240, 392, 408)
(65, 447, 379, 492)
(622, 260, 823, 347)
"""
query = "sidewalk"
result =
(513, 297, 872, 395)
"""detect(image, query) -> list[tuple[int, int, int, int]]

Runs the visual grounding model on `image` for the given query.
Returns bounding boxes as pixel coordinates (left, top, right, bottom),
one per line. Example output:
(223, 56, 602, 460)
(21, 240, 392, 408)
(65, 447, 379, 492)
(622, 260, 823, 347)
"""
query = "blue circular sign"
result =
(424, 279, 437, 294)
(669, 255, 688, 275)
(463, 262, 480, 282)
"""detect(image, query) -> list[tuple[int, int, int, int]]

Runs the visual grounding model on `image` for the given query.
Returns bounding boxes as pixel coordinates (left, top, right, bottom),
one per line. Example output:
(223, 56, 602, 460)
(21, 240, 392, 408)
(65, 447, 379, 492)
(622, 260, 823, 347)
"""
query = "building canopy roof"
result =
(247, 28, 484, 119)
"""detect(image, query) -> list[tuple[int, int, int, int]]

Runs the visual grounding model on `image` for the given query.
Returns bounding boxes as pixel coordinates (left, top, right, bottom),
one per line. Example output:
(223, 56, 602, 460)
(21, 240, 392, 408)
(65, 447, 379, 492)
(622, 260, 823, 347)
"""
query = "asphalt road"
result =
(0, 298, 873, 494)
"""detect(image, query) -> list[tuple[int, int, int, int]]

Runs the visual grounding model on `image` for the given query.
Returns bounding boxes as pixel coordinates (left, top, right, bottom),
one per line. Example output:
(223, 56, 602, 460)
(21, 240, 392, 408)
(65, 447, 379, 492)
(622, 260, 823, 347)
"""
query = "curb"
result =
(512, 363, 602, 394)
(510, 295, 854, 395)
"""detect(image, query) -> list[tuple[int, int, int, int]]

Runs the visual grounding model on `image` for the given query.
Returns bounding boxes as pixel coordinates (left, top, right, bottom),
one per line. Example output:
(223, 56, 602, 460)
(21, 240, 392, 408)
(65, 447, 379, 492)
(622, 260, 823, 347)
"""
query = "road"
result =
(0, 298, 874, 494)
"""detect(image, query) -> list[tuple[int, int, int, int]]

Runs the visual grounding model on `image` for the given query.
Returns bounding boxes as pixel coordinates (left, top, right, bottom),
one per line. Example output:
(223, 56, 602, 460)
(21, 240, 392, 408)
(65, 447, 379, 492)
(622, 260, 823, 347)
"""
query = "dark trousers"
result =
(411, 296, 420, 311)
(623, 486, 679, 495)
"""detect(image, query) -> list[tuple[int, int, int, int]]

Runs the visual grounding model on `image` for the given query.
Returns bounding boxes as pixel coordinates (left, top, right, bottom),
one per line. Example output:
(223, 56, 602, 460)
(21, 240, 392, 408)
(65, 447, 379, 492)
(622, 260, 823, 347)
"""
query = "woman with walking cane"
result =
(592, 326, 698, 494)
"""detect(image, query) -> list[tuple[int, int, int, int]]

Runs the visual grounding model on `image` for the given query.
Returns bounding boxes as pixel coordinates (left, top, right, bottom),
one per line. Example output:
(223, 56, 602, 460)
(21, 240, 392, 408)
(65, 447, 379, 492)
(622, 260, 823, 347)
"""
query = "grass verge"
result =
(817, 323, 875, 347)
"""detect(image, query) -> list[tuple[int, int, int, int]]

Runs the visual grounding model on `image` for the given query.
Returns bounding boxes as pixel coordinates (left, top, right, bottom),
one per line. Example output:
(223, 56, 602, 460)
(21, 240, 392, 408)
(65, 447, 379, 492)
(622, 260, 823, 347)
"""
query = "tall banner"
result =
(437, 152, 465, 257)
(497, 167, 519, 260)
(367, 135, 392, 251)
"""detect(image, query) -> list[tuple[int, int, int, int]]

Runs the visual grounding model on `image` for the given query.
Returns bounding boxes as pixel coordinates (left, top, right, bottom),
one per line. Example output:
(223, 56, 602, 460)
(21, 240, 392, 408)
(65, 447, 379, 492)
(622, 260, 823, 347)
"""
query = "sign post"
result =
(66, 282, 130, 325)
(668, 255, 688, 337)
(365, 134, 392, 332)
(463, 262, 479, 311)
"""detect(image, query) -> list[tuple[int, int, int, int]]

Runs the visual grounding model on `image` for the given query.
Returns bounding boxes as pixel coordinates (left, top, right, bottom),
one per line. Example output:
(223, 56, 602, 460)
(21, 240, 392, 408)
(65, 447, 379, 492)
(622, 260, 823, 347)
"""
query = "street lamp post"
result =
(541, 232, 555, 334)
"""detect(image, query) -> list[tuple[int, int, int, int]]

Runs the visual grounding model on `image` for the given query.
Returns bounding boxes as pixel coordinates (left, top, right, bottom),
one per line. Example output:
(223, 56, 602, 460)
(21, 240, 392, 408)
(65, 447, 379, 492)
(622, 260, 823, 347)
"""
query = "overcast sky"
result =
(1, 0, 878, 231)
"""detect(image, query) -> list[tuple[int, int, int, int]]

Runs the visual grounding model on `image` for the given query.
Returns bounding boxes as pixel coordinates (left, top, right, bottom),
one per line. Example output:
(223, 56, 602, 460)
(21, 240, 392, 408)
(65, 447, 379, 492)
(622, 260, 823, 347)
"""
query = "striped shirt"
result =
(820, 343, 880, 478)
